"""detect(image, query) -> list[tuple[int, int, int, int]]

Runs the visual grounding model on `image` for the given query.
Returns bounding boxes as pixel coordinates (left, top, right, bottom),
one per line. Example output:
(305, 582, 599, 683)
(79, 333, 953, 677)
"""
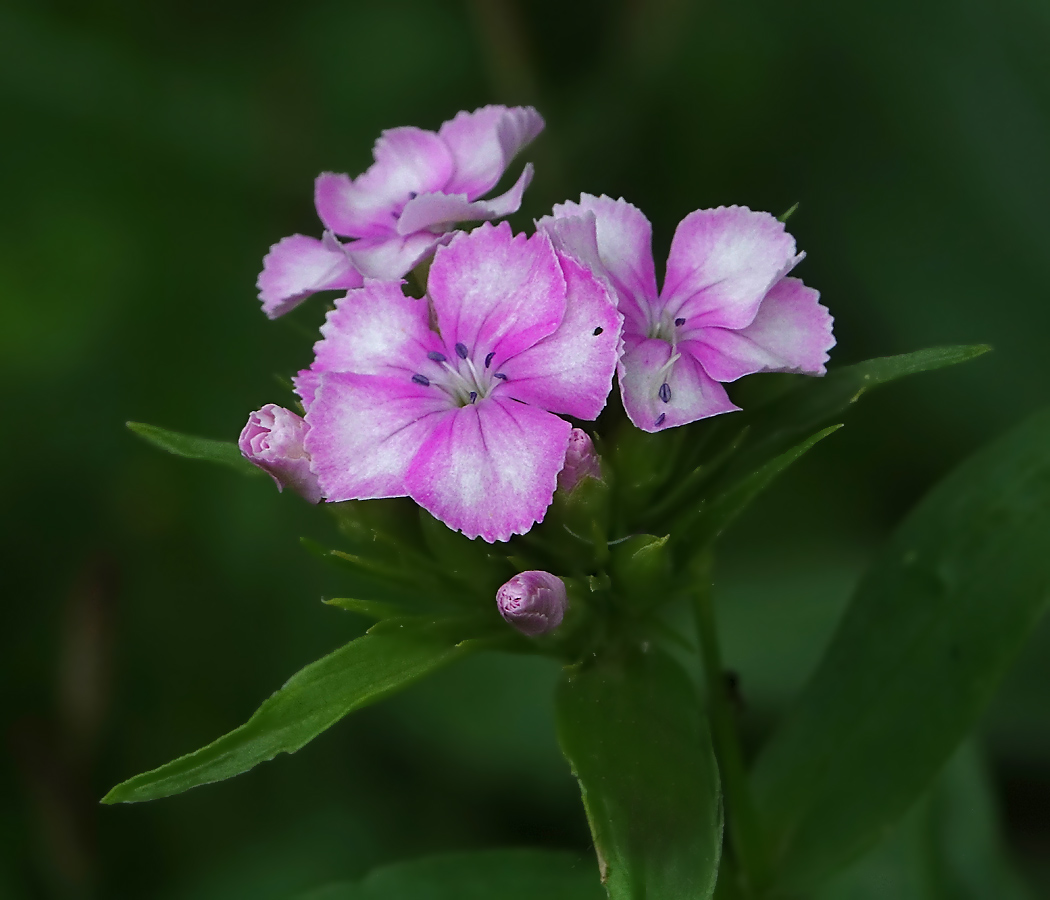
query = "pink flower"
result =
(539, 196, 835, 432)
(257, 106, 544, 319)
(496, 571, 567, 636)
(239, 404, 323, 503)
(300, 221, 622, 542)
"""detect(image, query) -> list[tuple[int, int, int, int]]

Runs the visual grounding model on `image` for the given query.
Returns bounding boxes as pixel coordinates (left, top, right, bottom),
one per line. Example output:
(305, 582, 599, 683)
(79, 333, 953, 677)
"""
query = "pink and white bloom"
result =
(258, 105, 544, 319)
(539, 196, 835, 432)
(300, 222, 622, 542)
(239, 404, 323, 503)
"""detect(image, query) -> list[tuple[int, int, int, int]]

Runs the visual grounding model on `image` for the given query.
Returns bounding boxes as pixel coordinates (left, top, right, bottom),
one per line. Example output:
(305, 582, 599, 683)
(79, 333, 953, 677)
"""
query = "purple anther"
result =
(592, 326, 604, 336)
(496, 571, 567, 637)
(428, 351, 447, 363)
(655, 413, 666, 427)
(674, 317, 686, 327)
(408, 191, 418, 199)
(412, 373, 430, 386)
(485, 351, 495, 368)
(659, 382, 671, 403)
(493, 372, 508, 380)
(455, 342, 469, 359)
(469, 391, 478, 404)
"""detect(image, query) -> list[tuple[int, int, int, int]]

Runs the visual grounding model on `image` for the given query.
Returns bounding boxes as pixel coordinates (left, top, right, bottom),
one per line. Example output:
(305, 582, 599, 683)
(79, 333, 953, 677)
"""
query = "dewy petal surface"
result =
(427, 222, 566, 366)
(661, 206, 802, 330)
(501, 251, 622, 420)
(438, 105, 544, 198)
(314, 127, 454, 239)
(395, 164, 533, 236)
(405, 399, 572, 542)
(618, 337, 739, 432)
(257, 232, 363, 319)
(551, 194, 659, 313)
(305, 372, 448, 501)
(690, 277, 835, 381)
(311, 281, 442, 379)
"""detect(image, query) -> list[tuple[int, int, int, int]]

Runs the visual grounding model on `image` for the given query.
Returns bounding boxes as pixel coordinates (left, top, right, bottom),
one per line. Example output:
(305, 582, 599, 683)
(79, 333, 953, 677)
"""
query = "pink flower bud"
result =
(239, 404, 323, 503)
(496, 571, 567, 636)
(557, 428, 602, 493)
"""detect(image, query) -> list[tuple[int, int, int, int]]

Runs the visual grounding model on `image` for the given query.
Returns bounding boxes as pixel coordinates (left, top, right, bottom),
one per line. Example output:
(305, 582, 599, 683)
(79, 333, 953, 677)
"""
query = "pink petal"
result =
(304, 372, 449, 502)
(618, 337, 739, 432)
(438, 105, 544, 198)
(314, 127, 454, 239)
(239, 404, 323, 503)
(689, 277, 836, 381)
(550, 194, 659, 315)
(500, 251, 623, 420)
(311, 280, 443, 378)
(395, 164, 533, 236)
(427, 222, 566, 366)
(405, 399, 572, 542)
(256, 232, 364, 319)
(345, 231, 451, 280)
(661, 206, 802, 330)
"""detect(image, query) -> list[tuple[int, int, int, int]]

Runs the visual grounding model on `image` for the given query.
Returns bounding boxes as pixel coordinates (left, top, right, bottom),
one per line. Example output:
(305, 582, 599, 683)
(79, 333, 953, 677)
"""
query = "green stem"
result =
(692, 549, 770, 897)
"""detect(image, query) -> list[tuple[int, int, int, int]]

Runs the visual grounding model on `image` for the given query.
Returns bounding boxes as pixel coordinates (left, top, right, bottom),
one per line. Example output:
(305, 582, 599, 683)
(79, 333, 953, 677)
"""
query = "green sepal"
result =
(417, 509, 514, 593)
(539, 474, 613, 572)
(323, 597, 404, 620)
(556, 646, 723, 900)
(126, 421, 261, 477)
(752, 406, 1050, 892)
(609, 534, 672, 612)
(101, 616, 493, 804)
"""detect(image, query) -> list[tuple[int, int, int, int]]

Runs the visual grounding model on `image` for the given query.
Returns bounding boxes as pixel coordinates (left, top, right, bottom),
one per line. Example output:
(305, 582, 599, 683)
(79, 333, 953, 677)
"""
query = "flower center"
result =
(410, 343, 509, 407)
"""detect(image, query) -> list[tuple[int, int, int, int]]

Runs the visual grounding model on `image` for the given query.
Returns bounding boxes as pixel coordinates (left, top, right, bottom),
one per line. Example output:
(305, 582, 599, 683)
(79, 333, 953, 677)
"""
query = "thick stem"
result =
(692, 549, 770, 897)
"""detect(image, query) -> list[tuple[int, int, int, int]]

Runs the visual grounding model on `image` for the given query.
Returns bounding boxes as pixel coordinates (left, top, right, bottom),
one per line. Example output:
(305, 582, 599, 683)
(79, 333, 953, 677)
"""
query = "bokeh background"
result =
(3, 0, 1049, 896)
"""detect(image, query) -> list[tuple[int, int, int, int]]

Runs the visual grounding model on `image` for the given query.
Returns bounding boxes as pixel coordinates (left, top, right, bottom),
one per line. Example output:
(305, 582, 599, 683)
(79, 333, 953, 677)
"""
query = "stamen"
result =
(455, 342, 469, 359)
(675, 317, 686, 327)
(493, 372, 508, 380)
(428, 351, 447, 363)
(469, 391, 478, 404)
(655, 413, 666, 427)
(408, 191, 418, 199)
(659, 382, 671, 403)
(465, 357, 481, 384)
(592, 327, 604, 336)
(485, 351, 495, 368)
(411, 373, 430, 386)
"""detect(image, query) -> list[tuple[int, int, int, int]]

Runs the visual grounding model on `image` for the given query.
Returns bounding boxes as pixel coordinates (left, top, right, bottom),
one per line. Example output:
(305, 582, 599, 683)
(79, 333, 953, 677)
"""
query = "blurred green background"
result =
(3, 0, 1049, 896)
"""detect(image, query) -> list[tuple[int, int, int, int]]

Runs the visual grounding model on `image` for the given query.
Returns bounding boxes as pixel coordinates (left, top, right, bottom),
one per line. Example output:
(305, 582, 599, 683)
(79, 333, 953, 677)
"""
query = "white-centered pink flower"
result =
(539, 196, 835, 432)
(299, 222, 623, 543)
(257, 105, 544, 319)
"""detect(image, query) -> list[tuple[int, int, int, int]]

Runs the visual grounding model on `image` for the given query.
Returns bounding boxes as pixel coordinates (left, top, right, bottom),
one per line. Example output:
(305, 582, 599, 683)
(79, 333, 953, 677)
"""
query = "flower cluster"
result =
(241, 104, 835, 546)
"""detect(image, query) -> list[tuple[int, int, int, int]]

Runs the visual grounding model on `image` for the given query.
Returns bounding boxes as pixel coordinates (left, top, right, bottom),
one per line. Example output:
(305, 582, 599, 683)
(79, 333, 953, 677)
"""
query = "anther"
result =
(654, 413, 666, 427)
(428, 351, 447, 363)
(493, 372, 508, 380)
(455, 342, 469, 359)
(408, 191, 418, 199)
(659, 382, 671, 403)
(411, 373, 430, 386)
(469, 391, 478, 404)
(674, 317, 686, 327)
(593, 326, 603, 336)
(485, 351, 495, 368)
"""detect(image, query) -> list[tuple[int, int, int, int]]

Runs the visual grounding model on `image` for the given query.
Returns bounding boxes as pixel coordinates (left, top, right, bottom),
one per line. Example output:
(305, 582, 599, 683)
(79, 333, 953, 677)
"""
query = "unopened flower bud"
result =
(496, 571, 567, 636)
(557, 428, 602, 494)
(239, 404, 323, 503)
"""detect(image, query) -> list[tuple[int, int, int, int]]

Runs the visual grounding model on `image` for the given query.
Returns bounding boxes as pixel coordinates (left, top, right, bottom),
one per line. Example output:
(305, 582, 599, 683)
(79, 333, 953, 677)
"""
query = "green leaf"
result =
(126, 421, 261, 476)
(717, 345, 990, 487)
(556, 647, 723, 899)
(609, 534, 672, 610)
(675, 425, 842, 549)
(102, 617, 486, 803)
(300, 849, 605, 900)
(752, 407, 1050, 892)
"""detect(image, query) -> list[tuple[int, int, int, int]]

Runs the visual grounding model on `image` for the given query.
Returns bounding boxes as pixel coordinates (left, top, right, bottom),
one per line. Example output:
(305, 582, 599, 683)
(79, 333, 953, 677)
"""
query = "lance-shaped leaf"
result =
(126, 421, 261, 476)
(557, 647, 723, 900)
(752, 407, 1050, 893)
(102, 617, 490, 803)
(713, 345, 989, 488)
(300, 849, 605, 900)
